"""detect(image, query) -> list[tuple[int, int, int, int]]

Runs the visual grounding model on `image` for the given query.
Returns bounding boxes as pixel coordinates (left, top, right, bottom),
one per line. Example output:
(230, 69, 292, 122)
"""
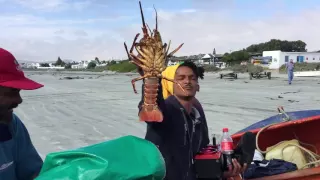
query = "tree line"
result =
(221, 39, 307, 65)
(39, 39, 309, 68)
(39, 57, 120, 69)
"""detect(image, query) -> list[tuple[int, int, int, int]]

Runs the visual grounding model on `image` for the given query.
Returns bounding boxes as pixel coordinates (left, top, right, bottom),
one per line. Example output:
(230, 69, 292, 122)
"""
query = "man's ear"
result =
(196, 83, 200, 92)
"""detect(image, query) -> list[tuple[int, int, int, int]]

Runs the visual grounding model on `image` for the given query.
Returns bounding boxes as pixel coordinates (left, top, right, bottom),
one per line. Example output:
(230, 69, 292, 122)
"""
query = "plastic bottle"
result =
(220, 128, 234, 169)
(211, 134, 216, 146)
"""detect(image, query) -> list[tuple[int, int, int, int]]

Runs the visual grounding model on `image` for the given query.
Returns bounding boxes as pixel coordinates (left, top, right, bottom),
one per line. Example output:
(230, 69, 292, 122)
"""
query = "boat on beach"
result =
(232, 107, 320, 180)
(35, 106, 320, 180)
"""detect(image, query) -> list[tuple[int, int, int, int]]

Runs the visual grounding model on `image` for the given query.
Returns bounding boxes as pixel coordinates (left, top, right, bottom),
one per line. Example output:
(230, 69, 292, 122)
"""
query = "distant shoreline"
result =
(23, 69, 279, 77)
(23, 69, 138, 76)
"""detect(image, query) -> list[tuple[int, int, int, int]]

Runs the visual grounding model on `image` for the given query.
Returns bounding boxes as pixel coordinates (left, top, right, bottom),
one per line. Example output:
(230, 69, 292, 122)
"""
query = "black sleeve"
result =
(201, 114, 210, 147)
(194, 99, 210, 147)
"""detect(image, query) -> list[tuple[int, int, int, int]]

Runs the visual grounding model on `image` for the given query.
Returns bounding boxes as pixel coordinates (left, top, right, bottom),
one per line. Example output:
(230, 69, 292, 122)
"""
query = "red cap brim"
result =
(0, 77, 44, 90)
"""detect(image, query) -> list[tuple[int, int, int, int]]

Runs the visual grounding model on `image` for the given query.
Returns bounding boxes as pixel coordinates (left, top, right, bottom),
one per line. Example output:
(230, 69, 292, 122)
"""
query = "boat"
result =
(294, 71, 320, 77)
(232, 107, 320, 180)
(35, 107, 320, 180)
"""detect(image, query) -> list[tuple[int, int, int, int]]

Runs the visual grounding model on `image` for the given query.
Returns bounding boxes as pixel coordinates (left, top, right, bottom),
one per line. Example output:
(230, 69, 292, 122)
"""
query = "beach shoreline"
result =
(17, 71, 320, 159)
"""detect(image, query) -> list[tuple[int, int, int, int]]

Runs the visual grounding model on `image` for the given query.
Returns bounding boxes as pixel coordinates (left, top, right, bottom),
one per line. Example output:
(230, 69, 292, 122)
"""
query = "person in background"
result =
(286, 59, 295, 85)
(0, 48, 44, 180)
(139, 61, 246, 179)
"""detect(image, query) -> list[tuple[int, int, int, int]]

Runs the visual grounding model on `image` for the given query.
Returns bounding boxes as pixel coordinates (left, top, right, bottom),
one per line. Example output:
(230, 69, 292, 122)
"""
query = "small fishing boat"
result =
(232, 107, 320, 180)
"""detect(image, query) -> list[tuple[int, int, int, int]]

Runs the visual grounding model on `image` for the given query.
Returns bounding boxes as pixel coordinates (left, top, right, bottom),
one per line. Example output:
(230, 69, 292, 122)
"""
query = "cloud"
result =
(0, 1, 320, 62)
(124, 6, 320, 57)
(0, 14, 131, 28)
(0, 13, 133, 61)
(11, 0, 92, 12)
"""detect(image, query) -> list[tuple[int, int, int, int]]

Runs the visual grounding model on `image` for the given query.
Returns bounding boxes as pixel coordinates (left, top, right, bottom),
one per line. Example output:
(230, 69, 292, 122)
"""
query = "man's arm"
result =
(13, 116, 43, 180)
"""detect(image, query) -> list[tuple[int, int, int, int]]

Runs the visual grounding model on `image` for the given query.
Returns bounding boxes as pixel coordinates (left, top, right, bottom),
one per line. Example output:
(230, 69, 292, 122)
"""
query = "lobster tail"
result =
(139, 108, 163, 122)
(139, 78, 164, 122)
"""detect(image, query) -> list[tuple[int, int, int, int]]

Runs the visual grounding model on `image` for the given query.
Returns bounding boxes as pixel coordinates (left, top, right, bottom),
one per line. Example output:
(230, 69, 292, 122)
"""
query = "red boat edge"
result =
(231, 112, 320, 179)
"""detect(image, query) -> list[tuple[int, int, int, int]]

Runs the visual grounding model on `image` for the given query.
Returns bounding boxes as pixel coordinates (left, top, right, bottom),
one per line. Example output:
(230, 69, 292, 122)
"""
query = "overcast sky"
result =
(1, 0, 319, 61)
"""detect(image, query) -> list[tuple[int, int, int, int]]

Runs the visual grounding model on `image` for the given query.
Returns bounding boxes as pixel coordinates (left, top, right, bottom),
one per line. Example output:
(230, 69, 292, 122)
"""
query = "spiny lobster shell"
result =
(124, 1, 184, 122)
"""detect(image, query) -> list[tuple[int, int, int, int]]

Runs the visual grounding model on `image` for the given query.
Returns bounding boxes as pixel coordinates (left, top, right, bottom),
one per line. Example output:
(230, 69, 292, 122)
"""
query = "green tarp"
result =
(35, 135, 166, 180)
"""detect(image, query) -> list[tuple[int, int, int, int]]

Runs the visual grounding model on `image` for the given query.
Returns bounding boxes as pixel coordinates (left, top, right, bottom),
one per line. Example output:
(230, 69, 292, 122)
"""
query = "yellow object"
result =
(256, 123, 320, 169)
(161, 64, 180, 99)
(265, 139, 307, 169)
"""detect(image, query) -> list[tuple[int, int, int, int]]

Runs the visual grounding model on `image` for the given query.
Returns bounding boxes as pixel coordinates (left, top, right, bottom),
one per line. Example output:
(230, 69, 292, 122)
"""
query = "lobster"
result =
(124, 1, 185, 122)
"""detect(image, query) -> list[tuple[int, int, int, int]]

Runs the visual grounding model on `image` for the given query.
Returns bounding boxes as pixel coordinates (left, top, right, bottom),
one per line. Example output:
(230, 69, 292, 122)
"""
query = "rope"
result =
(255, 106, 320, 169)
(256, 123, 320, 169)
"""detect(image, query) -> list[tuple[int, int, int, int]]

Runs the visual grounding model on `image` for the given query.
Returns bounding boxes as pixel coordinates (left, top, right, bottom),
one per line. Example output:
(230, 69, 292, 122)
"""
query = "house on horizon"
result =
(263, 50, 320, 69)
(71, 59, 105, 69)
(167, 52, 224, 68)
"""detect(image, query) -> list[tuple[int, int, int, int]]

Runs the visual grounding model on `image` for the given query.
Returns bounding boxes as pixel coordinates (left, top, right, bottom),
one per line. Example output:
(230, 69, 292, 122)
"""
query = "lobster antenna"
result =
(139, 1, 148, 35)
(153, 4, 158, 30)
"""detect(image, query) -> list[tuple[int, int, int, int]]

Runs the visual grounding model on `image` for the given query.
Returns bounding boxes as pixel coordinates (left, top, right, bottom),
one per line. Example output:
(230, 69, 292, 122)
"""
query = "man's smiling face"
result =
(0, 86, 22, 123)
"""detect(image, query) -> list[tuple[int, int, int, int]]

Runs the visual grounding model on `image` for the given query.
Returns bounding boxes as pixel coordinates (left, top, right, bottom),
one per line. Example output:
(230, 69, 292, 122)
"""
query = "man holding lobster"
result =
(138, 61, 249, 180)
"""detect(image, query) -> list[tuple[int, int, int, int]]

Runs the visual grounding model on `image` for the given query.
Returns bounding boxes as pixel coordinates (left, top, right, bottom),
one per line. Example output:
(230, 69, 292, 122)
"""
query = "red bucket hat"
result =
(0, 48, 43, 90)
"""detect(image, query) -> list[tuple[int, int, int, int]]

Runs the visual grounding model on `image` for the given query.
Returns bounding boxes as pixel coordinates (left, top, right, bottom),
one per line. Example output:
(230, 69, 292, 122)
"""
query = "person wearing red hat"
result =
(0, 48, 44, 179)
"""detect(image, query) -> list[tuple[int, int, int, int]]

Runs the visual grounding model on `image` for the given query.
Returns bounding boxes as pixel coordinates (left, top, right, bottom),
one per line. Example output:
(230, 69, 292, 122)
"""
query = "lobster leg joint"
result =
(131, 75, 149, 94)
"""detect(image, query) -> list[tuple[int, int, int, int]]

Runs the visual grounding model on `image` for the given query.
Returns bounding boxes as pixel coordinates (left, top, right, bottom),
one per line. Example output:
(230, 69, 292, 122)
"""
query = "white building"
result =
(167, 53, 225, 68)
(71, 60, 92, 69)
(263, 50, 320, 69)
(71, 60, 107, 69)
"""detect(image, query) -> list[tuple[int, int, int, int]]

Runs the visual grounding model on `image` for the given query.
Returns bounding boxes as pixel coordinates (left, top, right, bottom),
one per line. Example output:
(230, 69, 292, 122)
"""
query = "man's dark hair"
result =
(178, 60, 204, 80)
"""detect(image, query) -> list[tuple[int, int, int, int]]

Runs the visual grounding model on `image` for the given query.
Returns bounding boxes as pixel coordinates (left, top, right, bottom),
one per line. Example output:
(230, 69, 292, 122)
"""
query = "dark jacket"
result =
(139, 82, 210, 180)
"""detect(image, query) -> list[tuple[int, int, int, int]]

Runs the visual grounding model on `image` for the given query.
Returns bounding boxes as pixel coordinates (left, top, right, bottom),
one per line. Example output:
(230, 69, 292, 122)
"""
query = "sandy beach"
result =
(15, 71, 320, 158)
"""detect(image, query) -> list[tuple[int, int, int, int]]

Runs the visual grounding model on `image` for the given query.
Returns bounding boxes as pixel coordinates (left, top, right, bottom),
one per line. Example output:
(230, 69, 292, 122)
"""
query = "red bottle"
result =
(220, 128, 234, 169)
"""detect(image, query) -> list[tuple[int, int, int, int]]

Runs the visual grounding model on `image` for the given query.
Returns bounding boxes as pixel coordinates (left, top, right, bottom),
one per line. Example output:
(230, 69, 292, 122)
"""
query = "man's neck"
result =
(175, 96, 194, 114)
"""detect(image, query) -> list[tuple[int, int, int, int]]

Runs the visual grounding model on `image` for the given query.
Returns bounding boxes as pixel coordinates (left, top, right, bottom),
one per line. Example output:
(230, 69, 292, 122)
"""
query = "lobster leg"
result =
(165, 40, 171, 54)
(130, 33, 140, 53)
(168, 43, 184, 57)
(162, 43, 168, 53)
(160, 75, 187, 95)
(135, 46, 150, 61)
(124, 42, 131, 60)
(164, 41, 171, 65)
(130, 53, 149, 66)
(124, 33, 140, 60)
(130, 60, 149, 72)
(131, 75, 149, 94)
(146, 24, 153, 37)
